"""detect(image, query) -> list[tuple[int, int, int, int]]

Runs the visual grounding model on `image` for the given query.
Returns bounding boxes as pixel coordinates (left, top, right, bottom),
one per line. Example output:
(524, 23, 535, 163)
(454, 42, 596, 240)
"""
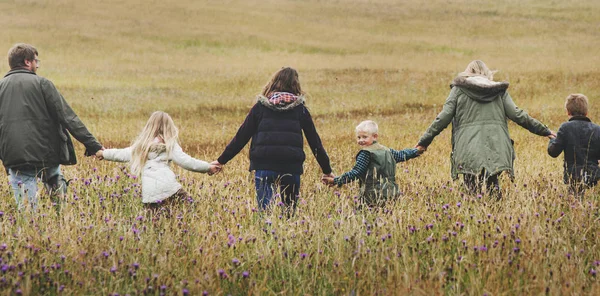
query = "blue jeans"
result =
(254, 170, 300, 215)
(8, 166, 67, 210)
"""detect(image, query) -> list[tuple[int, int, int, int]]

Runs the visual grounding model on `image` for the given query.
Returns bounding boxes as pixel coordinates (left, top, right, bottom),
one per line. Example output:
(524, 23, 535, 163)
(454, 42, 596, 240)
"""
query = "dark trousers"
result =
(463, 171, 501, 199)
(254, 170, 300, 217)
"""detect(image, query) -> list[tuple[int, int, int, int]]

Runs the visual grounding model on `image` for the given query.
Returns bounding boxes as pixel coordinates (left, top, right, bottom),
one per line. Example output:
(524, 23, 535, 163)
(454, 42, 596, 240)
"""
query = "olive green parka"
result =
(0, 69, 102, 170)
(418, 76, 551, 179)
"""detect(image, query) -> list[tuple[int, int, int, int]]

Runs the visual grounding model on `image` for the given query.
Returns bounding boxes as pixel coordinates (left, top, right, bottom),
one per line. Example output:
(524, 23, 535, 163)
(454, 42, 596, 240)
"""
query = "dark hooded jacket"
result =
(418, 76, 551, 179)
(218, 94, 332, 175)
(0, 69, 102, 170)
(548, 116, 600, 185)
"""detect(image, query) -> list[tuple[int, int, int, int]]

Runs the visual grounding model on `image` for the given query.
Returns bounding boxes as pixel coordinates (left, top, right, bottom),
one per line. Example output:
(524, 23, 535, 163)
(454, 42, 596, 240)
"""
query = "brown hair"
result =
(565, 93, 588, 116)
(8, 43, 38, 69)
(261, 67, 303, 97)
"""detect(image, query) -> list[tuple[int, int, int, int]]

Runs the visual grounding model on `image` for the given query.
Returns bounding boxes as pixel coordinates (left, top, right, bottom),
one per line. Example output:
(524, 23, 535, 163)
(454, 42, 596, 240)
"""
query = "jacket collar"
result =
(569, 115, 591, 122)
(451, 76, 509, 102)
(257, 93, 305, 112)
(4, 68, 36, 78)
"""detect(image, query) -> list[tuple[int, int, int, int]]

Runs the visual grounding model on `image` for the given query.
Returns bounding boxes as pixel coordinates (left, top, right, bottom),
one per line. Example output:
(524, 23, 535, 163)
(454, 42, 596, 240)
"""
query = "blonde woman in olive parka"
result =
(417, 60, 556, 198)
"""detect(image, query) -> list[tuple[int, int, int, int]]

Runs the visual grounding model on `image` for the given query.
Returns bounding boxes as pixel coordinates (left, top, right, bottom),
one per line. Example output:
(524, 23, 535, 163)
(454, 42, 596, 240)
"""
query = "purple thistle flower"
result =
(232, 258, 240, 265)
(242, 271, 249, 278)
(300, 253, 308, 259)
(590, 269, 597, 276)
(182, 288, 189, 295)
(110, 266, 117, 273)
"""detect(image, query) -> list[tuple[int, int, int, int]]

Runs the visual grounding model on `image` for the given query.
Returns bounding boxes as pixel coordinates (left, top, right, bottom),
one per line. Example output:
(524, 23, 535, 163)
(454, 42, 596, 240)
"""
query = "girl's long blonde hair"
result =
(130, 111, 179, 176)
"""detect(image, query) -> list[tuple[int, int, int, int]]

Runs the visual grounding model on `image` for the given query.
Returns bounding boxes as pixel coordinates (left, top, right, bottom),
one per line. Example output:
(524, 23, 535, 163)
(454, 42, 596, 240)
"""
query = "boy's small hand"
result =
(416, 145, 427, 154)
(547, 130, 557, 139)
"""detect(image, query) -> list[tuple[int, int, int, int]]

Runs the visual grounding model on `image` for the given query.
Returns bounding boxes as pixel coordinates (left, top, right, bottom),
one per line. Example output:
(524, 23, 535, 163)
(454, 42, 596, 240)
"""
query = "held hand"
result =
(321, 176, 334, 186)
(547, 130, 557, 139)
(321, 173, 335, 186)
(416, 145, 427, 154)
(208, 161, 223, 176)
(95, 149, 104, 160)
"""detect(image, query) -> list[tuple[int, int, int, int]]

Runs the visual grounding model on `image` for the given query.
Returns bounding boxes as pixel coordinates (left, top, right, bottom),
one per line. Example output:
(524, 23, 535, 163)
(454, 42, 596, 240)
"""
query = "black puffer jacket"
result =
(218, 95, 331, 175)
(0, 69, 102, 170)
(548, 116, 600, 185)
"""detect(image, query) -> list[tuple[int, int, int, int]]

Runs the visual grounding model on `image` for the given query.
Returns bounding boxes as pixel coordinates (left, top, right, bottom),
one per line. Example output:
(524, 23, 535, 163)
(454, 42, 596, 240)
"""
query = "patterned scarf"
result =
(268, 92, 298, 107)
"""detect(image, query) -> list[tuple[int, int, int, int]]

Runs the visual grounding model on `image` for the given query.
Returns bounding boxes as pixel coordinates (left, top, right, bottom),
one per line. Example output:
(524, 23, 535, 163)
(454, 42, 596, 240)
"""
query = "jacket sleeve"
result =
(547, 124, 566, 158)
(417, 88, 458, 147)
(171, 143, 210, 173)
(217, 104, 260, 165)
(42, 79, 103, 155)
(503, 92, 551, 136)
(103, 147, 133, 162)
(390, 148, 420, 163)
(301, 107, 332, 175)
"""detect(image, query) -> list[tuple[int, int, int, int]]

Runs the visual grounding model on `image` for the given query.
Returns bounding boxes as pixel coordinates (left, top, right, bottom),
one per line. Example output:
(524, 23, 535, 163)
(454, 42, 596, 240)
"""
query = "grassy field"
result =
(1, 0, 599, 294)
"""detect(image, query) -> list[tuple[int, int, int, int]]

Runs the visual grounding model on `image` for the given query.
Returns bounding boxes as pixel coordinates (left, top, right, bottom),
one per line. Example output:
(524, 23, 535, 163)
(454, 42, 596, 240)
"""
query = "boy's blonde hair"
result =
(565, 93, 588, 116)
(356, 120, 378, 135)
(458, 60, 497, 80)
(130, 111, 179, 176)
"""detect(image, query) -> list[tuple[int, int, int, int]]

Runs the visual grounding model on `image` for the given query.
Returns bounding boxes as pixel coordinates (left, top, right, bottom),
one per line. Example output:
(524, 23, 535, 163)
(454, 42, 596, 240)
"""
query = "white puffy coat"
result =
(103, 141, 210, 203)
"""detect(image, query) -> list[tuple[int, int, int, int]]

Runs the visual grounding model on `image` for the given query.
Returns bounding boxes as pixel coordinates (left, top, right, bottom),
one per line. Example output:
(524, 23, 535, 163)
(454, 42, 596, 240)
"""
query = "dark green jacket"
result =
(359, 143, 399, 206)
(0, 69, 102, 169)
(418, 76, 551, 179)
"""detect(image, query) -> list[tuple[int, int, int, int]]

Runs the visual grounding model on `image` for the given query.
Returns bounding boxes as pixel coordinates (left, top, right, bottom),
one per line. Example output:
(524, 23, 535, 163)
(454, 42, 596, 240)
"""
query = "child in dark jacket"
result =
(215, 67, 332, 216)
(548, 93, 600, 197)
(322, 120, 423, 207)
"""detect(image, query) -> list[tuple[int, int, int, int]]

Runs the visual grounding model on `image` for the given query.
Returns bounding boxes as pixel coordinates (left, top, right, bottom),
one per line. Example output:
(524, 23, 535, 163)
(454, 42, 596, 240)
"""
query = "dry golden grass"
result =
(0, 0, 599, 294)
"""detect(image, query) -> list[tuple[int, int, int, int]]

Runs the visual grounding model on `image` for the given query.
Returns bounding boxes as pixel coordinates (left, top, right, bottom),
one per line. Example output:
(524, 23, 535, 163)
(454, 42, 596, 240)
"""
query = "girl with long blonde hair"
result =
(97, 111, 220, 207)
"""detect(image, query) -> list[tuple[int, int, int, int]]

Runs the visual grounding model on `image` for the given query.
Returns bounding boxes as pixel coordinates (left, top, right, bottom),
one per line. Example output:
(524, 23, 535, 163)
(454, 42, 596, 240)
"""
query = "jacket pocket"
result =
(58, 125, 77, 165)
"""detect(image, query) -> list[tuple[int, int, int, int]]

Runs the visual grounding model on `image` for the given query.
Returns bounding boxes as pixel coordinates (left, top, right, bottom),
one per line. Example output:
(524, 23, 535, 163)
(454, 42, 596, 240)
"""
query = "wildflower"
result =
(242, 271, 249, 278)
(591, 269, 597, 276)
(232, 258, 240, 265)
(300, 253, 308, 259)
(183, 288, 189, 295)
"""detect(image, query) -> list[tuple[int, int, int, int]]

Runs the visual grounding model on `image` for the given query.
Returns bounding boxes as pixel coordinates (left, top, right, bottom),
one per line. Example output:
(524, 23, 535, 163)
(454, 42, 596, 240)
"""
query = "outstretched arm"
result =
(301, 108, 332, 175)
(547, 125, 566, 158)
(102, 147, 133, 162)
(503, 92, 552, 137)
(217, 104, 260, 165)
(417, 88, 458, 148)
(171, 144, 211, 173)
(42, 79, 103, 156)
(390, 148, 420, 163)
(332, 151, 370, 186)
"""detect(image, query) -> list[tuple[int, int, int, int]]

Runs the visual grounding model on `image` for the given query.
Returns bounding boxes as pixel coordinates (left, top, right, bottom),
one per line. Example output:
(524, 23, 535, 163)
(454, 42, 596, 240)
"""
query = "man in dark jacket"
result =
(0, 43, 103, 210)
(548, 93, 600, 197)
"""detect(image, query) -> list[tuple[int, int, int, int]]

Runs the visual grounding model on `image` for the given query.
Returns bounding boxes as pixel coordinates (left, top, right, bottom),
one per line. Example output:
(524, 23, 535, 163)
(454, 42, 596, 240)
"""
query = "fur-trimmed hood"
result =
(257, 93, 306, 111)
(451, 76, 509, 102)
